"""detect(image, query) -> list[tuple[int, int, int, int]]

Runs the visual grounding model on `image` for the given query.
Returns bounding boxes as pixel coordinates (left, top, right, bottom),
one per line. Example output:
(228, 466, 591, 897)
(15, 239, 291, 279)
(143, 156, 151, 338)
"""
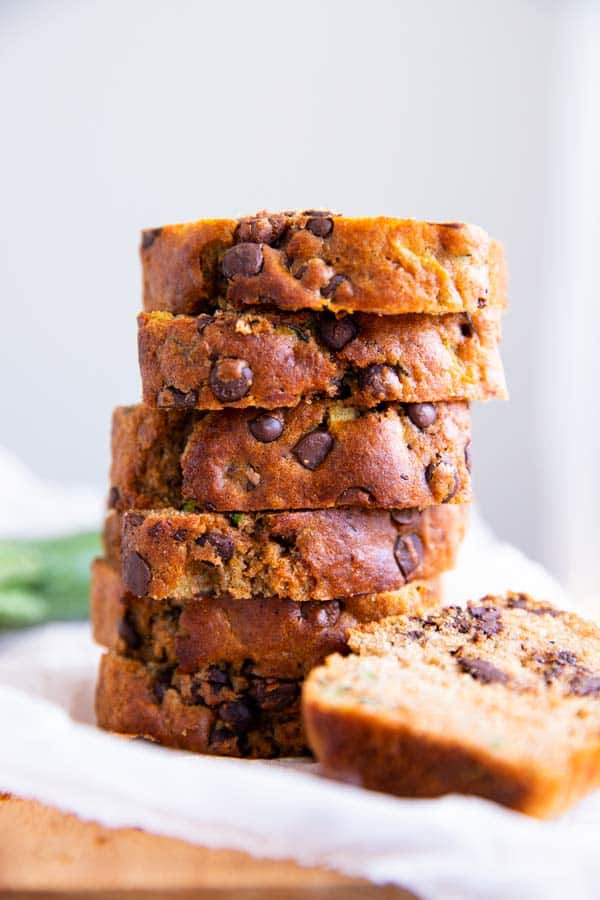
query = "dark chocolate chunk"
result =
(391, 508, 420, 527)
(469, 605, 502, 636)
(394, 533, 424, 579)
(505, 595, 560, 617)
(302, 209, 334, 217)
(208, 724, 237, 747)
(195, 530, 235, 563)
(221, 242, 264, 278)
(220, 699, 256, 734)
(235, 214, 288, 246)
(205, 665, 231, 686)
(317, 313, 358, 351)
(321, 274, 348, 298)
(118, 613, 141, 650)
(336, 487, 375, 505)
(127, 513, 145, 527)
(249, 413, 284, 443)
(252, 681, 300, 712)
(357, 364, 401, 400)
(406, 403, 437, 429)
(157, 386, 198, 408)
(123, 551, 151, 597)
(425, 459, 460, 503)
(269, 530, 296, 549)
(458, 656, 508, 684)
(141, 227, 162, 250)
(293, 431, 334, 470)
(570, 675, 600, 697)
(172, 528, 187, 542)
(209, 358, 253, 403)
(460, 315, 475, 338)
(197, 314, 216, 334)
(306, 216, 333, 238)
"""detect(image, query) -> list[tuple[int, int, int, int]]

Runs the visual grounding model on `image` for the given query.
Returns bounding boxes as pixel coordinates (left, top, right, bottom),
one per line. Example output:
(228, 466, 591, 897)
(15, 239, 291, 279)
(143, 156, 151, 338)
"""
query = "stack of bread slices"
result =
(92, 210, 507, 758)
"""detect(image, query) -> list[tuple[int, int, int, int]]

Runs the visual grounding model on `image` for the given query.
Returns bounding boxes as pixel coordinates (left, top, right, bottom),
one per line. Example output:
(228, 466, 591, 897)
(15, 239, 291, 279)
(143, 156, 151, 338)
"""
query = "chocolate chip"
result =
(269, 530, 296, 549)
(302, 209, 334, 216)
(153, 666, 175, 703)
(464, 440, 472, 473)
(195, 531, 234, 563)
(570, 675, 600, 697)
(477, 298, 487, 308)
(197, 314, 216, 334)
(406, 403, 437, 429)
(235, 214, 287, 246)
(141, 227, 162, 250)
(205, 665, 230, 686)
(336, 487, 375, 505)
(458, 656, 508, 684)
(394, 533, 424, 579)
(118, 613, 141, 650)
(391, 508, 420, 527)
(293, 430, 334, 470)
(220, 699, 255, 734)
(209, 358, 253, 403)
(208, 724, 237, 747)
(157, 386, 198, 408)
(317, 314, 358, 350)
(505, 594, 560, 617)
(123, 551, 151, 597)
(221, 242, 264, 278)
(249, 413, 284, 443)
(252, 681, 300, 712)
(469, 605, 502, 636)
(557, 650, 578, 665)
(460, 316, 475, 338)
(321, 274, 348, 298)
(357, 364, 401, 400)
(108, 486, 120, 509)
(425, 459, 460, 503)
(306, 216, 333, 238)
(172, 529, 187, 542)
(125, 515, 143, 530)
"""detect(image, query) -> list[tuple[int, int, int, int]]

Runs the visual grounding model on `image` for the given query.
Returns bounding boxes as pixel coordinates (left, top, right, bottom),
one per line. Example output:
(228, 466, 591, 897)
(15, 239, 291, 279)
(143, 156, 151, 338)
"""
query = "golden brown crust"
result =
(96, 651, 307, 758)
(90, 557, 441, 678)
(109, 401, 472, 513)
(103, 504, 465, 601)
(141, 212, 507, 316)
(303, 594, 600, 816)
(138, 309, 506, 410)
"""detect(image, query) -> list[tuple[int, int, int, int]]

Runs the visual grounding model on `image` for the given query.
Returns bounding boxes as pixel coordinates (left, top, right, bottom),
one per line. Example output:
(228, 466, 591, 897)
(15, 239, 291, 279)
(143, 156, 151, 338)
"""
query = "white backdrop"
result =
(0, 0, 595, 587)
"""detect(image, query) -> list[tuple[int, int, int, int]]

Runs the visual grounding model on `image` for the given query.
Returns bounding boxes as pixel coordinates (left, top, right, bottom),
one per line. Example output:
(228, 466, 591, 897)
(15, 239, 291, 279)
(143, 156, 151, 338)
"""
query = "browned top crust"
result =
(109, 401, 472, 513)
(141, 212, 507, 316)
(102, 503, 466, 601)
(138, 308, 506, 410)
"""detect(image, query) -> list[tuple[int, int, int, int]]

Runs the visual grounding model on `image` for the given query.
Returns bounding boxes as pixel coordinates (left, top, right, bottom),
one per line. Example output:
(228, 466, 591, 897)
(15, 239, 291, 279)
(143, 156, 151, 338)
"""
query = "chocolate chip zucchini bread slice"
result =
(93, 564, 440, 758)
(109, 401, 472, 513)
(141, 211, 507, 317)
(139, 308, 506, 410)
(90, 557, 441, 674)
(303, 594, 600, 816)
(96, 651, 308, 757)
(102, 504, 465, 601)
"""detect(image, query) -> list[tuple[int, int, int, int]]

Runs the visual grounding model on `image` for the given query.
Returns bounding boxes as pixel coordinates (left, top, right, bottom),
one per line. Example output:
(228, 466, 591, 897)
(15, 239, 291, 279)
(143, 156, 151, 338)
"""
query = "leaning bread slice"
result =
(303, 593, 600, 817)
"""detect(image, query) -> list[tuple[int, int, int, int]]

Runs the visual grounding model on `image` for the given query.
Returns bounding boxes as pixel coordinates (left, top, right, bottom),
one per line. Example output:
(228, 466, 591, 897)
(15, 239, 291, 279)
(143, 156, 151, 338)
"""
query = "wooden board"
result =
(0, 795, 413, 898)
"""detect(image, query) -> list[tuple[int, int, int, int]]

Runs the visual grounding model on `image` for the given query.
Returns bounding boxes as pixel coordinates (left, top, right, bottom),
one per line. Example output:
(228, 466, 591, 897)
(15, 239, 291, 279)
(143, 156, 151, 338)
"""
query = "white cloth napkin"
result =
(1, 449, 598, 900)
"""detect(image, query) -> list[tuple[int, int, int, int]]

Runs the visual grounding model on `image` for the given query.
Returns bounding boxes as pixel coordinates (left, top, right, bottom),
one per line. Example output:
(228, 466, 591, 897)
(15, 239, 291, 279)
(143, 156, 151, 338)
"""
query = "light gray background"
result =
(0, 0, 596, 582)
